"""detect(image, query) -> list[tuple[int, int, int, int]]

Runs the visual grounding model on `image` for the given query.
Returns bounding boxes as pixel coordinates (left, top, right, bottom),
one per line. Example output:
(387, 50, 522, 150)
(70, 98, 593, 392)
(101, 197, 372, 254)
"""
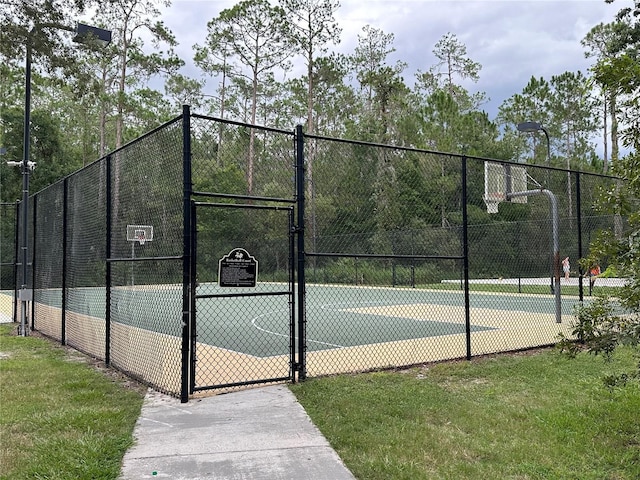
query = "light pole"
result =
(10, 22, 111, 336)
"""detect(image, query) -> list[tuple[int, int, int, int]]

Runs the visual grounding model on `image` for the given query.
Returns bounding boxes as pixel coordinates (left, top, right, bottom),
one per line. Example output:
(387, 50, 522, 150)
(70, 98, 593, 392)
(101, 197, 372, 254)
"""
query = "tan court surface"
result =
(1, 287, 582, 397)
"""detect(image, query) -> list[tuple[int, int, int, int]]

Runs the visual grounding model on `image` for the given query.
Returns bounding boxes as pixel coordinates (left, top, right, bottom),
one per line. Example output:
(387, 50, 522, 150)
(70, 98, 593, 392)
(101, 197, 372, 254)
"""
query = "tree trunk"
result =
(216, 57, 228, 167)
(610, 93, 618, 168)
(306, 50, 316, 258)
(248, 68, 258, 195)
(602, 91, 608, 174)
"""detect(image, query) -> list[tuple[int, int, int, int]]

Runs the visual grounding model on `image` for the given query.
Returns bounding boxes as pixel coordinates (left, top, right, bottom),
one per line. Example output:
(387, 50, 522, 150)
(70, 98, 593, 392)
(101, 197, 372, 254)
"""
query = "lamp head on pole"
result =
(517, 120, 551, 167)
(517, 121, 544, 133)
(73, 23, 112, 47)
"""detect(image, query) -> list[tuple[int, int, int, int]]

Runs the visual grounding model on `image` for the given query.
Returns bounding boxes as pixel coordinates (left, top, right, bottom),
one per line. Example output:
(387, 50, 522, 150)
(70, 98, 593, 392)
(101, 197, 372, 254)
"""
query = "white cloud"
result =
(161, 0, 631, 118)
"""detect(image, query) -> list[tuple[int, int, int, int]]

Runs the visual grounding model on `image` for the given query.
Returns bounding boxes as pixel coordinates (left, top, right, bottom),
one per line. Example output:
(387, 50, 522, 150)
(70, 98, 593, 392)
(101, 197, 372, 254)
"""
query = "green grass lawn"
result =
(0, 324, 145, 480)
(291, 348, 640, 480)
(2, 320, 638, 480)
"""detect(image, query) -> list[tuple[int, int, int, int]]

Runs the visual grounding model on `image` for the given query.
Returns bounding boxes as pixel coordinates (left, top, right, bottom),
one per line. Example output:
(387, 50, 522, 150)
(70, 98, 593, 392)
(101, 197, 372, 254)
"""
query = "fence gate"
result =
(190, 200, 297, 393)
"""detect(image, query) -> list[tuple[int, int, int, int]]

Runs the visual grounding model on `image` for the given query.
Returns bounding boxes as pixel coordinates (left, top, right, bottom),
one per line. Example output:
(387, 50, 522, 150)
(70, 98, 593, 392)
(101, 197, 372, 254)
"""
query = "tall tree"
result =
(308, 54, 356, 135)
(594, 0, 640, 152)
(417, 32, 484, 111)
(93, 0, 182, 149)
(193, 22, 237, 120)
(415, 90, 464, 227)
(550, 71, 593, 154)
(497, 76, 553, 165)
(592, 0, 640, 238)
(279, 0, 341, 134)
(279, 0, 341, 248)
(198, 0, 293, 194)
(348, 25, 409, 141)
(582, 21, 631, 172)
(550, 71, 599, 219)
(560, 0, 639, 385)
(350, 25, 400, 109)
(76, 0, 182, 227)
(164, 73, 205, 112)
(345, 26, 411, 239)
(411, 35, 490, 227)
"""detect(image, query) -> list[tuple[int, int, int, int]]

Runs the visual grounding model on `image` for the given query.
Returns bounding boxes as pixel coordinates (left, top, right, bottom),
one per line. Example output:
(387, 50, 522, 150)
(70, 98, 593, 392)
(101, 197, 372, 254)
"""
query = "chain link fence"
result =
(107, 120, 185, 395)
(5, 116, 187, 397)
(0, 202, 18, 322)
(0, 109, 628, 400)
(33, 182, 64, 340)
(189, 116, 297, 392)
(303, 136, 624, 376)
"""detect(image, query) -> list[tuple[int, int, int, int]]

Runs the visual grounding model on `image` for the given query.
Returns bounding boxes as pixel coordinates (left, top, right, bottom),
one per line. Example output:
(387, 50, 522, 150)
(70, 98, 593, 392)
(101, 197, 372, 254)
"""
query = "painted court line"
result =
(251, 310, 346, 349)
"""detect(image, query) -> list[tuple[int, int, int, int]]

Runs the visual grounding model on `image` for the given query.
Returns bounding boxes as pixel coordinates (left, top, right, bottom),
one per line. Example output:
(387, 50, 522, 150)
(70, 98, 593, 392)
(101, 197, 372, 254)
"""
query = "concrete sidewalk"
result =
(118, 385, 355, 480)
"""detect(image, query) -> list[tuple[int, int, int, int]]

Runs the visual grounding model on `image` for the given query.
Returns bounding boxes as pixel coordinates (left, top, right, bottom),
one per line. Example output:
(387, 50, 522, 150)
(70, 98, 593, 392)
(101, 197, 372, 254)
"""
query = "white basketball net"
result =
(484, 199, 499, 214)
(483, 193, 504, 214)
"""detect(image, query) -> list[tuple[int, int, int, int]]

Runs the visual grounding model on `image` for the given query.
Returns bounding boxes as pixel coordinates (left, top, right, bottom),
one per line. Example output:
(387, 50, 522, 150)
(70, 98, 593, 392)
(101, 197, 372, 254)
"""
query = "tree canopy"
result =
(560, 0, 639, 385)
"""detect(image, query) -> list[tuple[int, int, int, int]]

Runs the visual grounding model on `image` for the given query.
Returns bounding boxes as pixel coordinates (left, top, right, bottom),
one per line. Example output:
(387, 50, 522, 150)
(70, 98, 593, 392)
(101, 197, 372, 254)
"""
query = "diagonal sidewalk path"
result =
(118, 384, 355, 480)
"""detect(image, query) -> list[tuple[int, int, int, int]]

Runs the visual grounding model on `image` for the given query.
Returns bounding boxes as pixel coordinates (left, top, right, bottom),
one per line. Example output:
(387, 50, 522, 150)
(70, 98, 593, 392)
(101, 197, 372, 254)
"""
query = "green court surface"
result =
(198, 284, 582, 357)
(4, 283, 585, 358)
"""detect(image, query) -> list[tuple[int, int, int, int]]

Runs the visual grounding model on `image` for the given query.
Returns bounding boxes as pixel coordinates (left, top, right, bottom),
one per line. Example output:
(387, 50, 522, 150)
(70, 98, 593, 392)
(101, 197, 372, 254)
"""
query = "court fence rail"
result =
(0, 106, 628, 401)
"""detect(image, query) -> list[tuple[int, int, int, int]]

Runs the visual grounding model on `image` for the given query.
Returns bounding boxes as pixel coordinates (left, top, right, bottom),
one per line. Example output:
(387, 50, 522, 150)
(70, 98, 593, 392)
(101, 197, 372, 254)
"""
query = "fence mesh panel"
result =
(304, 138, 469, 376)
(465, 161, 623, 355)
(65, 159, 107, 359)
(191, 115, 295, 198)
(305, 137, 624, 376)
(0, 202, 17, 322)
(109, 119, 185, 396)
(12, 111, 627, 400)
(33, 182, 64, 340)
(11, 117, 186, 397)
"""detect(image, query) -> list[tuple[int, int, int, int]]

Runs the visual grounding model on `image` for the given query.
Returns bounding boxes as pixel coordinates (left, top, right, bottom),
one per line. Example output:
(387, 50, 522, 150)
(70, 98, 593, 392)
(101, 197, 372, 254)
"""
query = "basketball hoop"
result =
(135, 231, 146, 245)
(483, 192, 504, 214)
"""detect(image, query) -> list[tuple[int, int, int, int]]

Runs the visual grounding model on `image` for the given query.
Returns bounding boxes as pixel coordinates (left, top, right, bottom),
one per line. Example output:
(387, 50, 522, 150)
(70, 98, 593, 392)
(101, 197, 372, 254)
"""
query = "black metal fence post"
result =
(295, 125, 306, 380)
(462, 156, 471, 360)
(576, 172, 584, 301)
(181, 105, 193, 403)
(62, 179, 68, 345)
(105, 156, 112, 364)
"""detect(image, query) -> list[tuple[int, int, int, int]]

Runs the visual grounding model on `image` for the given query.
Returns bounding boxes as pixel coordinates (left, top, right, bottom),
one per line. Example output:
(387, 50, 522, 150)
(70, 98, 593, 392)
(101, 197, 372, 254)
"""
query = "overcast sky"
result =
(159, 0, 630, 120)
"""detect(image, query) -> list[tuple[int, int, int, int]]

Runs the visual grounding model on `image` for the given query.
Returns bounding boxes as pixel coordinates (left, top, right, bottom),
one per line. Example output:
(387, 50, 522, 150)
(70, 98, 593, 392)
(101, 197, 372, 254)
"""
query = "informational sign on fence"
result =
(218, 248, 258, 287)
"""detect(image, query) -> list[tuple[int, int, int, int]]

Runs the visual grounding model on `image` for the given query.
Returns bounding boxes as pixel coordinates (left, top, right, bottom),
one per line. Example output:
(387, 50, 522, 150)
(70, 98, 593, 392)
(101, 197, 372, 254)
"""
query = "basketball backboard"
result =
(484, 162, 528, 213)
(127, 224, 154, 245)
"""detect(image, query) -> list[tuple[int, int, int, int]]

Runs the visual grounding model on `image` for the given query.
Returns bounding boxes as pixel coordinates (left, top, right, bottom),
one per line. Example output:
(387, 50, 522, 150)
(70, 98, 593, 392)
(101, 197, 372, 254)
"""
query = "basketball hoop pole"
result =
(508, 188, 561, 323)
